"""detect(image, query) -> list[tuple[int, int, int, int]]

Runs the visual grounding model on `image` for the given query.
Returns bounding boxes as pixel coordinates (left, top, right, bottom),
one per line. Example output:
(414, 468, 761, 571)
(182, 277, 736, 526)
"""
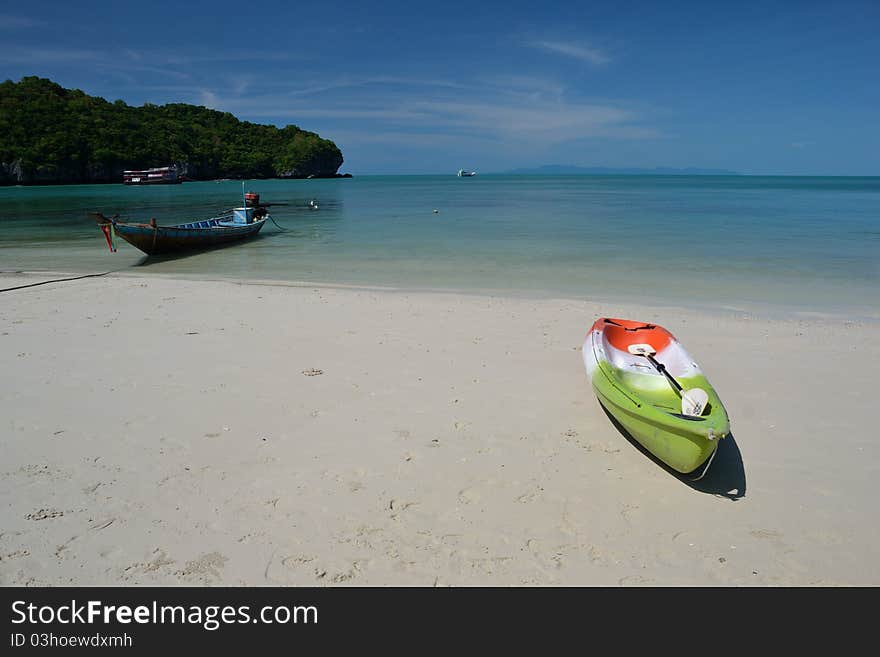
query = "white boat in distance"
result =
(123, 165, 182, 185)
(457, 169, 476, 177)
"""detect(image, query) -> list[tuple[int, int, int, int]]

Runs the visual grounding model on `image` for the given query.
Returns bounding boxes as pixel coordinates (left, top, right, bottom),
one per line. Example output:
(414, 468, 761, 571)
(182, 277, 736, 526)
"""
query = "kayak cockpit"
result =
(594, 326, 702, 408)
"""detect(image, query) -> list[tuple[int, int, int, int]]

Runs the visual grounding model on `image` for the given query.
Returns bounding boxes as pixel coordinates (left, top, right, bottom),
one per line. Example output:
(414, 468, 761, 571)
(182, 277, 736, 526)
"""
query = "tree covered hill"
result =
(0, 77, 344, 185)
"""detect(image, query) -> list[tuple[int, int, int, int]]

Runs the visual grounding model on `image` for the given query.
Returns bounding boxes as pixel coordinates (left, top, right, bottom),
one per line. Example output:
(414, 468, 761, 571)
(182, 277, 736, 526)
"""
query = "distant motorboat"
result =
(457, 169, 476, 177)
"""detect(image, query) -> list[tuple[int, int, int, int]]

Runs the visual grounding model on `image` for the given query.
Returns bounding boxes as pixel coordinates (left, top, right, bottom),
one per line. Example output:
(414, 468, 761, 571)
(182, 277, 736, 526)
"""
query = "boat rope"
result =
(0, 269, 121, 293)
(268, 214, 291, 232)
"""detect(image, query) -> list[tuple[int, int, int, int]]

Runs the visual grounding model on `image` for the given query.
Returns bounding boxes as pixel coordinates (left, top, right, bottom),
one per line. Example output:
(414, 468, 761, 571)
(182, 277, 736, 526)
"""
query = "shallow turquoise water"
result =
(1, 175, 878, 315)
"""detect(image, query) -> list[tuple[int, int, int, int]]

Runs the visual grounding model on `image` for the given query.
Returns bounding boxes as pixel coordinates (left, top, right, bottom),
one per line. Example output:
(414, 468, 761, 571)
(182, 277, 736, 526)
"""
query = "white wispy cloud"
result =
(326, 129, 498, 149)
(0, 15, 44, 29)
(279, 76, 471, 99)
(196, 77, 657, 144)
(527, 39, 609, 65)
(412, 99, 643, 138)
(477, 75, 567, 103)
(0, 43, 654, 149)
(229, 76, 250, 96)
(0, 47, 102, 64)
(161, 51, 309, 65)
(0, 46, 299, 75)
(0, 46, 196, 83)
(199, 89, 221, 108)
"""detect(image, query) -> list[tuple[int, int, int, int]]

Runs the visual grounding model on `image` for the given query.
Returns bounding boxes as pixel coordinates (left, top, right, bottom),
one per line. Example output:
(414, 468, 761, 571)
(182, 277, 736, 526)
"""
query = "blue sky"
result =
(2, 1, 878, 175)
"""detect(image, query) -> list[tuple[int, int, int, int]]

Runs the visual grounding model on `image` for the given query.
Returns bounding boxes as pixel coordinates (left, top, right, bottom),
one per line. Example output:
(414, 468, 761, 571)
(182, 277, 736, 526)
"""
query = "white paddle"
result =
(627, 343, 709, 417)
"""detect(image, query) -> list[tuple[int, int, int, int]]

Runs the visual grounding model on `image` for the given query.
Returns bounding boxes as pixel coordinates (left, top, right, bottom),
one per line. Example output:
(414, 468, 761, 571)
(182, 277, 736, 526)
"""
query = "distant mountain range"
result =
(503, 165, 740, 176)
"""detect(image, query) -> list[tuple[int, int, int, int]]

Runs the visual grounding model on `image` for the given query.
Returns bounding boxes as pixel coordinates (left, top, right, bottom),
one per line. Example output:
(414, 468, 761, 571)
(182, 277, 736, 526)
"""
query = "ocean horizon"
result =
(1, 174, 878, 318)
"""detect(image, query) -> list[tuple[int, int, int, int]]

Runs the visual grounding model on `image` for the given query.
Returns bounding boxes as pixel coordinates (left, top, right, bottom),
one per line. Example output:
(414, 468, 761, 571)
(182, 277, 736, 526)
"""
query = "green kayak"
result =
(583, 317, 730, 475)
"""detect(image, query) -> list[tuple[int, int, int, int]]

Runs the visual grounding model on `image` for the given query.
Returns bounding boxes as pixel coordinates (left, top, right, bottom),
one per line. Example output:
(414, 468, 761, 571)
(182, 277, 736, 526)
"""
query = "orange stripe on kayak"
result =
(590, 317, 673, 353)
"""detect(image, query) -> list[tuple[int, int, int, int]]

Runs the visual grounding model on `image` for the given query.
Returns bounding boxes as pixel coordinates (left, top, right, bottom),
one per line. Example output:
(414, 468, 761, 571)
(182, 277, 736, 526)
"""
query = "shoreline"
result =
(0, 174, 355, 188)
(2, 273, 879, 585)
(3, 269, 878, 324)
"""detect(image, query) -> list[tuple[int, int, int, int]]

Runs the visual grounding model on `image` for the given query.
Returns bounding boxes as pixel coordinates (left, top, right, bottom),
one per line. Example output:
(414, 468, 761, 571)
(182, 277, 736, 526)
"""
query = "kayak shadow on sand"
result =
(600, 406, 746, 500)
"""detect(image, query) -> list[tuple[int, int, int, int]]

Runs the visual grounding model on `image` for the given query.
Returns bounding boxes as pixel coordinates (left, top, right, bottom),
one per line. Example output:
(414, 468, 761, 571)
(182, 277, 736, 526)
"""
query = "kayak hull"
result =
(584, 318, 730, 474)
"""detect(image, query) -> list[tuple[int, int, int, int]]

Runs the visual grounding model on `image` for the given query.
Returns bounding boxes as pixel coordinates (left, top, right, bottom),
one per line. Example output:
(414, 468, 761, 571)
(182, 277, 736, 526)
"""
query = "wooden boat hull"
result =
(112, 219, 266, 255)
(583, 317, 730, 474)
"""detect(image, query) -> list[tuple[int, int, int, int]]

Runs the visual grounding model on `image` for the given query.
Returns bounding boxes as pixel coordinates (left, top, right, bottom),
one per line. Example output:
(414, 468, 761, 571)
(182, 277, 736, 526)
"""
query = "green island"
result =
(0, 77, 345, 185)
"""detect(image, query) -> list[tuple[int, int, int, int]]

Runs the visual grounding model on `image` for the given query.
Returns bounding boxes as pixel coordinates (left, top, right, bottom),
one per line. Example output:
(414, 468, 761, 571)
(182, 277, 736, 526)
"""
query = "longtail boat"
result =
(93, 192, 271, 256)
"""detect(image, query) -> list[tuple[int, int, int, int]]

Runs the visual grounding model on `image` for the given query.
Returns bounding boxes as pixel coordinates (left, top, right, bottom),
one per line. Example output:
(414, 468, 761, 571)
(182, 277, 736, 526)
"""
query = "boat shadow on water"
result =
(600, 406, 747, 500)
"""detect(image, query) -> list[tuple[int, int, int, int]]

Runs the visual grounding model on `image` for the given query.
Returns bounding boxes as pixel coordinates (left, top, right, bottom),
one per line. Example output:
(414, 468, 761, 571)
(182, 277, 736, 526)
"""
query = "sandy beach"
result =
(1, 272, 878, 586)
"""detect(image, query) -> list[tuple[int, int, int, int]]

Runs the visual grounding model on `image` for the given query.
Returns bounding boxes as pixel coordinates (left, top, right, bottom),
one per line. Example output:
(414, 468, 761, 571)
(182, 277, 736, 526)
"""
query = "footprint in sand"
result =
(458, 488, 481, 504)
(88, 518, 116, 532)
(0, 550, 30, 562)
(331, 566, 360, 583)
(124, 549, 175, 576)
(141, 549, 175, 573)
(468, 556, 513, 575)
(515, 487, 544, 503)
(16, 464, 65, 479)
(175, 552, 228, 583)
(750, 529, 783, 540)
(388, 499, 419, 516)
(26, 508, 64, 521)
(281, 555, 315, 569)
(563, 431, 614, 453)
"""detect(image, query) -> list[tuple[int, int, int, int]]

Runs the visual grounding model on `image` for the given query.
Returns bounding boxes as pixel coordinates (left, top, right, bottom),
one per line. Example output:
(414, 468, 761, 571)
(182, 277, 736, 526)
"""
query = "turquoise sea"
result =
(1, 175, 878, 317)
